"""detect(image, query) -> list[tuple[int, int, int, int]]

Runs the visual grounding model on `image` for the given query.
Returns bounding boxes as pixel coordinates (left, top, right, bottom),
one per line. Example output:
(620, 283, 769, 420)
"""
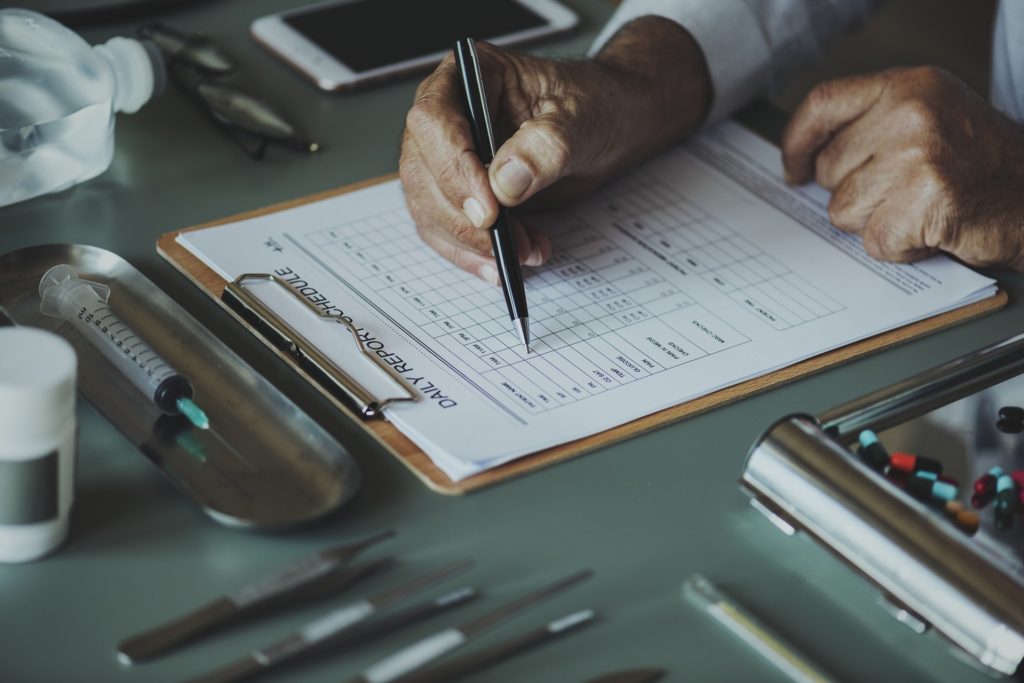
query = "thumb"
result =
(489, 110, 588, 207)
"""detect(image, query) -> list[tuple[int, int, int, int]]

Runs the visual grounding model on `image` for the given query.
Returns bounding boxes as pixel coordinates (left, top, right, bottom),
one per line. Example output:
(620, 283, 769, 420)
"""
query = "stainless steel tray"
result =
(0, 244, 360, 530)
(741, 332, 1024, 677)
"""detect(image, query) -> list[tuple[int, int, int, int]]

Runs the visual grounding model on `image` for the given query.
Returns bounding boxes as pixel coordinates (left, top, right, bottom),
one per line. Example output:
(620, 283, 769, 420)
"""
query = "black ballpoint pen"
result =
(453, 37, 531, 352)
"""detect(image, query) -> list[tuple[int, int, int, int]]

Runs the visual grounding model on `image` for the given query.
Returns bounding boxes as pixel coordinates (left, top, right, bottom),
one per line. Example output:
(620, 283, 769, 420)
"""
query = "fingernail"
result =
(495, 159, 532, 199)
(462, 197, 486, 228)
(478, 263, 499, 286)
(524, 245, 543, 267)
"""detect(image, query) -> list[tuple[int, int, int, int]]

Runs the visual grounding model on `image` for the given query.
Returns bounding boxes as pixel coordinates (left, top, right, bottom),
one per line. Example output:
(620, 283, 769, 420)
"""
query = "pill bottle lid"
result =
(0, 328, 76, 447)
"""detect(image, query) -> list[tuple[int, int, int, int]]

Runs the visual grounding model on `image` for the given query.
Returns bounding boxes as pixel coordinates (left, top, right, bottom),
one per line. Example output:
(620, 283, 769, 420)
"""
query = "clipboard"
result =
(157, 175, 1008, 495)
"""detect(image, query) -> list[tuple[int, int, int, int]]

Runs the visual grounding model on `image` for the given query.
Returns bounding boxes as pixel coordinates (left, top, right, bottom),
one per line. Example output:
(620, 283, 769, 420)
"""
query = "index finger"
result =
(781, 73, 886, 184)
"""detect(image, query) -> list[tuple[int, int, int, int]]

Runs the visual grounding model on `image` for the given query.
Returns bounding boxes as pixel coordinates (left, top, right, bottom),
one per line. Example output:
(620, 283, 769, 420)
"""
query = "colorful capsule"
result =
(914, 471, 959, 488)
(997, 404, 1024, 433)
(994, 475, 1017, 530)
(944, 500, 964, 516)
(906, 474, 957, 504)
(857, 430, 889, 471)
(995, 496, 1017, 529)
(885, 468, 910, 488)
(889, 451, 942, 476)
(1013, 471, 1024, 509)
(971, 467, 1004, 508)
(954, 509, 981, 535)
(998, 406, 1024, 422)
(942, 501, 979, 535)
(997, 419, 1024, 434)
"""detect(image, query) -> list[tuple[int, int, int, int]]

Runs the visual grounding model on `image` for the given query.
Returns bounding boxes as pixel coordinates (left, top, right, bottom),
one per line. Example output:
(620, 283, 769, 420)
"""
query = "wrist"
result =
(592, 16, 712, 162)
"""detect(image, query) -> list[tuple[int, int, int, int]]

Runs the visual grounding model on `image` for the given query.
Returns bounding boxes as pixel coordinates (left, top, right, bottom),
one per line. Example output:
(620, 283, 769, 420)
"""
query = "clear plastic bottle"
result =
(0, 8, 165, 208)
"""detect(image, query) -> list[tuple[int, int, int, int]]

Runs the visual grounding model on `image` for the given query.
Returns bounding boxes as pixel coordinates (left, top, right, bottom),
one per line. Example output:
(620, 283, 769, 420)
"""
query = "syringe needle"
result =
(176, 397, 210, 430)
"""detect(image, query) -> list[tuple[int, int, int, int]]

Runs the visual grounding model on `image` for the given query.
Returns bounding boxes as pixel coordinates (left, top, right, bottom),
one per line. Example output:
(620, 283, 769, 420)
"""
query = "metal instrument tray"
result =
(0, 244, 360, 530)
(741, 333, 1024, 676)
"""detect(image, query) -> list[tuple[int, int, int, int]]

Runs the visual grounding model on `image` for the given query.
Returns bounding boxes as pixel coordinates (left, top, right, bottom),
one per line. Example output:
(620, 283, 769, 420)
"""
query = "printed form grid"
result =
(306, 174, 843, 416)
(603, 170, 846, 331)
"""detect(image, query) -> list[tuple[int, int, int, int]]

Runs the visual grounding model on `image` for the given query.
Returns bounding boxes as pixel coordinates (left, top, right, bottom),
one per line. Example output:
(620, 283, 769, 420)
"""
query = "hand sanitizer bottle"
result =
(0, 8, 165, 208)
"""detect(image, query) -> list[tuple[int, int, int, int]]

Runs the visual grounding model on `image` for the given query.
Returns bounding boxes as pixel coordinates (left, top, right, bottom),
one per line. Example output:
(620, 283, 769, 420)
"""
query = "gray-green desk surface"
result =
(2, 2, 1022, 681)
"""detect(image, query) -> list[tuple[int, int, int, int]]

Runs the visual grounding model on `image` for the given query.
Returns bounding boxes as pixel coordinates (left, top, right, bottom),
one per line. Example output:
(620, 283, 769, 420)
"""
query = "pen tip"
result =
(514, 317, 530, 352)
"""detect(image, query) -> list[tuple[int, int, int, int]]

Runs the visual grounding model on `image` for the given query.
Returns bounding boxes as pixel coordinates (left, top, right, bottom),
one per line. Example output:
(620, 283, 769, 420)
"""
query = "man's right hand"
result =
(398, 17, 712, 283)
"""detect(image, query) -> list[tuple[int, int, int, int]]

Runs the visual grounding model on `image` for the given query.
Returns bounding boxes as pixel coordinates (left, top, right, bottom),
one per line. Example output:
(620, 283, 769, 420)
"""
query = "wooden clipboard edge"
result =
(157, 178, 1008, 495)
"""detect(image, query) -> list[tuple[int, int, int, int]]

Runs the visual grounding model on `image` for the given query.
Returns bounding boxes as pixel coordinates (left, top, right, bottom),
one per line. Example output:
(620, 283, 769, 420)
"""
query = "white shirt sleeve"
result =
(990, 0, 1024, 122)
(591, 0, 882, 122)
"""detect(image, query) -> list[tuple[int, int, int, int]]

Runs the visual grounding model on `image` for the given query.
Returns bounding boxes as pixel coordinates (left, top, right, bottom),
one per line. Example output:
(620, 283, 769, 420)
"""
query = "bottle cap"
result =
(0, 328, 76, 453)
(94, 36, 165, 114)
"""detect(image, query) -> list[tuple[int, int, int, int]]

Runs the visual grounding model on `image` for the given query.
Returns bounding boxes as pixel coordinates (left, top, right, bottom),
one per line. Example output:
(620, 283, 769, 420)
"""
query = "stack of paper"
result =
(178, 122, 996, 481)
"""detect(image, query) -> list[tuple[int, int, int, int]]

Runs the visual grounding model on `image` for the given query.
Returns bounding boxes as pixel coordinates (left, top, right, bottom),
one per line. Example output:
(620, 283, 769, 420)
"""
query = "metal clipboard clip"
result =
(222, 273, 416, 418)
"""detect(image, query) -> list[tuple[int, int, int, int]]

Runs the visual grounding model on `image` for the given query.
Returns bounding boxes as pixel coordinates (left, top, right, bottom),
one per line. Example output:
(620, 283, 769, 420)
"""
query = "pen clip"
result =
(454, 37, 498, 162)
(223, 273, 416, 418)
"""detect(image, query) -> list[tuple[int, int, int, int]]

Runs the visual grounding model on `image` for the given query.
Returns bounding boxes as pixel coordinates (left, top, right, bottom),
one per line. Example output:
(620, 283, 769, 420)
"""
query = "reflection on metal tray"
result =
(0, 244, 360, 530)
(741, 332, 1024, 677)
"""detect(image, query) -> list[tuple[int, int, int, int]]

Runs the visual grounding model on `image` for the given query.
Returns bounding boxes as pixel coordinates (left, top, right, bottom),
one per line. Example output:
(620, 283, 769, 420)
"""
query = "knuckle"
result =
(814, 148, 835, 186)
(900, 143, 930, 167)
(398, 156, 419, 189)
(866, 215, 916, 262)
(896, 98, 939, 134)
(908, 65, 949, 90)
(447, 214, 488, 251)
(806, 80, 839, 113)
(405, 100, 437, 135)
(864, 227, 895, 261)
(435, 151, 471, 190)
(436, 52, 456, 70)
(398, 149, 428, 192)
(915, 163, 956, 212)
(917, 164, 945, 195)
(828, 194, 851, 228)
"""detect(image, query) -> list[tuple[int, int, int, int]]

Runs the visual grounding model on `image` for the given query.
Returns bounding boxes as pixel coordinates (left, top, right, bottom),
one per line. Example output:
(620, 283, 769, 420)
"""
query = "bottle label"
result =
(0, 451, 58, 524)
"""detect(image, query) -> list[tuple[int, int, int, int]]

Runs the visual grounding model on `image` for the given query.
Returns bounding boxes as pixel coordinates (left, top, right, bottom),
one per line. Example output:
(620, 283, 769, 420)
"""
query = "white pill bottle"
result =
(0, 327, 77, 562)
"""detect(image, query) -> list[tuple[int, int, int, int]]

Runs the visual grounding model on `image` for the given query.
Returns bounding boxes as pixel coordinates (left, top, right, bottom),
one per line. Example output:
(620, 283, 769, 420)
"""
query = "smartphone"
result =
(251, 0, 579, 91)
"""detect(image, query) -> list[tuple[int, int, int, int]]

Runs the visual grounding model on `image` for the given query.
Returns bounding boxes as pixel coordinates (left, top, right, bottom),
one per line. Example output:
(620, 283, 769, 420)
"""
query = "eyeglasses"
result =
(139, 21, 320, 160)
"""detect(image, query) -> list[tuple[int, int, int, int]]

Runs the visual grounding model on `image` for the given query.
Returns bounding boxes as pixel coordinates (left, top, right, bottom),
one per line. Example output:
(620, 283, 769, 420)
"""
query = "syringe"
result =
(39, 265, 210, 430)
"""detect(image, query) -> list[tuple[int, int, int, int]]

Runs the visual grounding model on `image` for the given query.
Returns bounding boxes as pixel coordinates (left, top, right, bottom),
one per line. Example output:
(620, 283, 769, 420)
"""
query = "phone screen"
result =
(284, 0, 548, 73)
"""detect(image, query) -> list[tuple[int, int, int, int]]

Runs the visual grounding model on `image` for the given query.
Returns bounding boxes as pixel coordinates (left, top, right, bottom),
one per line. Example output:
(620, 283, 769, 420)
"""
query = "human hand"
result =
(782, 66, 1024, 269)
(399, 17, 710, 282)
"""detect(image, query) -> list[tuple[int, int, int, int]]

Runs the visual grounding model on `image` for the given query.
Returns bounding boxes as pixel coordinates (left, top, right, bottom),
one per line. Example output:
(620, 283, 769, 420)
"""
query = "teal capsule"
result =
(857, 430, 889, 471)
(931, 481, 958, 502)
(907, 474, 957, 504)
(995, 489, 1017, 530)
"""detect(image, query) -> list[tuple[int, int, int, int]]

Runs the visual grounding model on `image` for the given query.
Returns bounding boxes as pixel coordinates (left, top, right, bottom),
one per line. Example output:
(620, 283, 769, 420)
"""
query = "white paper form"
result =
(178, 122, 996, 481)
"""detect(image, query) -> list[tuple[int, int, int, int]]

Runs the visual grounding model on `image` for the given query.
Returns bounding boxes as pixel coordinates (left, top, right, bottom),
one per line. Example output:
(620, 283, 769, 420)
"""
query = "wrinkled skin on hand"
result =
(399, 17, 711, 283)
(783, 66, 1024, 270)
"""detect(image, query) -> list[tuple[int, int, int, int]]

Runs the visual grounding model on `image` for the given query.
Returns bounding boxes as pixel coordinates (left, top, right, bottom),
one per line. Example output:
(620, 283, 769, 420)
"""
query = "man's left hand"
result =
(782, 66, 1024, 270)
